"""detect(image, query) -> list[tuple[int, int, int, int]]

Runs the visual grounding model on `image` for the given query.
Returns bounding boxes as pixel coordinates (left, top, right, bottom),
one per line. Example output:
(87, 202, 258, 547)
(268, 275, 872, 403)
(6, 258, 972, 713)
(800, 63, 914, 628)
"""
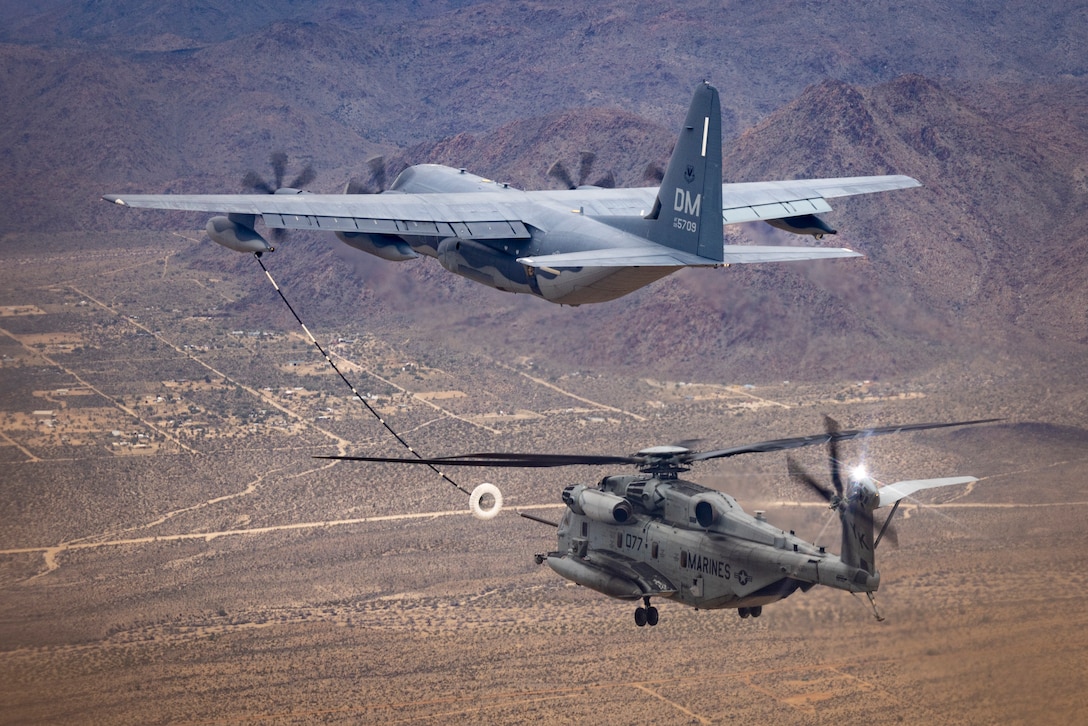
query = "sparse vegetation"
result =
(1, 237, 1087, 724)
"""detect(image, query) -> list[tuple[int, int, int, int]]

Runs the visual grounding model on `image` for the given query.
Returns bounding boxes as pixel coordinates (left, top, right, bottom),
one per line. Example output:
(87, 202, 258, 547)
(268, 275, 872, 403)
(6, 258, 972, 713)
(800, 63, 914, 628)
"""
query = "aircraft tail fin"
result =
(645, 82, 724, 261)
(839, 490, 879, 578)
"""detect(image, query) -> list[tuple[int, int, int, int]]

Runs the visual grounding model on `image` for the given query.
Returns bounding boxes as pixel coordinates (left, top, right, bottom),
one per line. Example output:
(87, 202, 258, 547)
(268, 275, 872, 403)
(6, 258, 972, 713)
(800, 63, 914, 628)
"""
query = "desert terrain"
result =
(1, 234, 1086, 724)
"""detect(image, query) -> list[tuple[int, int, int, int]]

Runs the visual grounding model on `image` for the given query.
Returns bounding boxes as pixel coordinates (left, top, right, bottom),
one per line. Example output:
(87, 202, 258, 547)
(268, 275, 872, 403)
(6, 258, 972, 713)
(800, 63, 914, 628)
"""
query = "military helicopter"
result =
(322, 417, 996, 626)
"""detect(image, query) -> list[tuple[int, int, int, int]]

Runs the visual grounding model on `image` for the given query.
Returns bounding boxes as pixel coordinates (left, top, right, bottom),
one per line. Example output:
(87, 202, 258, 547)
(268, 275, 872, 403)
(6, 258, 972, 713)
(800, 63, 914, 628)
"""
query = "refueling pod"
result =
(206, 215, 272, 254)
(766, 214, 837, 238)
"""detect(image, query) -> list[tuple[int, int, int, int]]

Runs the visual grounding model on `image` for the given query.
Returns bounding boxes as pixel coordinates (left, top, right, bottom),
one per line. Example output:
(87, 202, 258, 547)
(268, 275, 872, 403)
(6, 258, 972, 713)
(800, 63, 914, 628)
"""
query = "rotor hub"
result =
(636, 446, 692, 476)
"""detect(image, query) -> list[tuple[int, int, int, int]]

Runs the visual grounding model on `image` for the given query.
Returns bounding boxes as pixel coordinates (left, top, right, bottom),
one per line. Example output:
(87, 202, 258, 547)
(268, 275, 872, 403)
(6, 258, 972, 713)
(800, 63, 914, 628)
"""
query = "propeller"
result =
(243, 151, 316, 194)
(242, 152, 316, 241)
(547, 150, 615, 189)
(344, 155, 389, 194)
(786, 415, 904, 548)
(642, 161, 665, 184)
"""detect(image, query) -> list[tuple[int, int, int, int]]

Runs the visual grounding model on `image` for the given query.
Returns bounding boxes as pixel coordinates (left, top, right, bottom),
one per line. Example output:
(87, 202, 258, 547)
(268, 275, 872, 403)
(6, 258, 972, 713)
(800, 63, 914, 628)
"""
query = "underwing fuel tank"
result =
(546, 555, 642, 599)
(205, 216, 272, 253)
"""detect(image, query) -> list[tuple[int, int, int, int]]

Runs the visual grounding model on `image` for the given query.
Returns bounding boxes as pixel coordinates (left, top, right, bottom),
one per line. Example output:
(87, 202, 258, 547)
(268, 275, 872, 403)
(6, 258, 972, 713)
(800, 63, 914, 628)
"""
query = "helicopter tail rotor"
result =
(788, 416, 984, 578)
(787, 416, 889, 576)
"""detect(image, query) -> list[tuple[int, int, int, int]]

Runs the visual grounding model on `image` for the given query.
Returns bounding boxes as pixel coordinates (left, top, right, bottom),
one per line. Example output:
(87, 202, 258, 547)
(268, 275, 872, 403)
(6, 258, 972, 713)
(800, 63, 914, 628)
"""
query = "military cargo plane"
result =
(104, 82, 919, 305)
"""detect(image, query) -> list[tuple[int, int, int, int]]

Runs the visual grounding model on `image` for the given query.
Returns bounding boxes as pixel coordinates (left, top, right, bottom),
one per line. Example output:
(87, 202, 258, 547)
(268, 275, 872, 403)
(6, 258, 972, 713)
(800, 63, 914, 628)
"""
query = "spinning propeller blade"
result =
(345, 155, 388, 194)
(689, 418, 1001, 464)
(242, 151, 317, 240)
(824, 415, 845, 498)
(547, 150, 616, 189)
(316, 451, 641, 468)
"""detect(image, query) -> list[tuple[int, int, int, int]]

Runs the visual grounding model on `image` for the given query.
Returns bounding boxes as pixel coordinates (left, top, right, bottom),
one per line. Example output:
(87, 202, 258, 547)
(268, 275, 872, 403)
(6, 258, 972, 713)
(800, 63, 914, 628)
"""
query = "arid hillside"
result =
(2, 2, 1085, 383)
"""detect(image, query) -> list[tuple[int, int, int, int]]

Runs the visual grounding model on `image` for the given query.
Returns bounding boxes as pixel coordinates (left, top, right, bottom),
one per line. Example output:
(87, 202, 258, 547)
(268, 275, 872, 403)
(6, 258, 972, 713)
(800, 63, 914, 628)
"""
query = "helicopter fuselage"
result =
(542, 473, 879, 614)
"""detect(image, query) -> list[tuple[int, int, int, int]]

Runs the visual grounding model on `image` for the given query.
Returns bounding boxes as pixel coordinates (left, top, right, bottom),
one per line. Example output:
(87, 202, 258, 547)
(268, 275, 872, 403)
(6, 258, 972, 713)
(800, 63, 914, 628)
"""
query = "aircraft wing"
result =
(717, 175, 920, 225)
(104, 173, 918, 265)
(104, 191, 535, 240)
(104, 174, 918, 237)
(528, 174, 920, 224)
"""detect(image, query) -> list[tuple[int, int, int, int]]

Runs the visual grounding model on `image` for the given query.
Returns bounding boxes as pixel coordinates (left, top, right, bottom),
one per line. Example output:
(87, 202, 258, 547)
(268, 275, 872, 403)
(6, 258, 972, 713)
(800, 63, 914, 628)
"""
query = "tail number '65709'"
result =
(673, 217, 698, 233)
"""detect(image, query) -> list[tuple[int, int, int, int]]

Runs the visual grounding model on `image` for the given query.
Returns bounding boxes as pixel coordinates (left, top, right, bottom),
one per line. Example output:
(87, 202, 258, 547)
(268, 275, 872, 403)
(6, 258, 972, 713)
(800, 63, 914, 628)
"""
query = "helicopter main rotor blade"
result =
(316, 452, 641, 468)
(689, 419, 1001, 463)
(319, 419, 1000, 471)
(824, 415, 845, 497)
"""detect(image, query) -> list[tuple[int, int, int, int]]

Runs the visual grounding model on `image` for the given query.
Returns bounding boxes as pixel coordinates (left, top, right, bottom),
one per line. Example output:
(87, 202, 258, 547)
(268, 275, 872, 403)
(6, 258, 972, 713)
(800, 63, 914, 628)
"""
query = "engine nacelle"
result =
(335, 231, 418, 261)
(563, 484, 633, 524)
(206, 216, 272, 253)
(765, 214, 837, 238)
(622, 479, 665, 512)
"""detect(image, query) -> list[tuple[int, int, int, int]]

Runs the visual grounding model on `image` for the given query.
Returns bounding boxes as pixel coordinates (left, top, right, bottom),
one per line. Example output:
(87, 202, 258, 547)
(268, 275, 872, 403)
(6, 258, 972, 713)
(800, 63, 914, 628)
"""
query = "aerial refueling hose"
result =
(253, 252, 502, 519)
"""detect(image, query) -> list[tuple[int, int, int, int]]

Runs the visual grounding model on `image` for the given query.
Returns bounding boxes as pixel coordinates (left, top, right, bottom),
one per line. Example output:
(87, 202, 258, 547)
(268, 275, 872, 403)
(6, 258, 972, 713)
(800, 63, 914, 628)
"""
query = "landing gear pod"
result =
(469, 482, 503, 520)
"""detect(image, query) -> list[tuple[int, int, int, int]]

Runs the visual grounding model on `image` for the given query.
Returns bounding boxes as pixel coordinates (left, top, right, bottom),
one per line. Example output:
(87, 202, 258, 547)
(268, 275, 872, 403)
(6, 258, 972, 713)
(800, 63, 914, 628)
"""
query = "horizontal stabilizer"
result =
(721, 245, 861, 264)
(518, 244, 861, 269)
(877, 476, 977, 508)
(518, 246, 716, 269)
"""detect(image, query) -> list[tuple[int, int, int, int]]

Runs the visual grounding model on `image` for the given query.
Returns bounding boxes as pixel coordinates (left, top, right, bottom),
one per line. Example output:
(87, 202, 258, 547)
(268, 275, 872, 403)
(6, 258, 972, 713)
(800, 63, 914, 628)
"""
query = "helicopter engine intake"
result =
(692, 494, 723, 528)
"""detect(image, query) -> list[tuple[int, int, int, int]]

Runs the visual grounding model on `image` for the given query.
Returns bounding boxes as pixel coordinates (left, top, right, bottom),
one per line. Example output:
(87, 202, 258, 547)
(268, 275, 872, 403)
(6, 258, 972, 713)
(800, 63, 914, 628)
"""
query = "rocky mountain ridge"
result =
(2, 1, 1085, 382)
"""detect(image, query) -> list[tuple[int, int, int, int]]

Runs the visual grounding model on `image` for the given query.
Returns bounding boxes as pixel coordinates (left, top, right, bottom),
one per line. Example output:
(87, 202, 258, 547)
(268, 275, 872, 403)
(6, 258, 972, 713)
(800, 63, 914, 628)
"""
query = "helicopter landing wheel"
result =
(635, 597, 660, 627)
(738, 607, 751, 619)
(751, 605, 762, 618)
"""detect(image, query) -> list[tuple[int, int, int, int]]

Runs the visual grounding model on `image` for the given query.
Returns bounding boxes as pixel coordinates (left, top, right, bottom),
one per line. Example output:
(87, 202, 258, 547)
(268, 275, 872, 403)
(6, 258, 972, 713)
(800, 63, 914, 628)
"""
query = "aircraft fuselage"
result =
(367, 164, 680, 305)
(545, 473, 877, 614)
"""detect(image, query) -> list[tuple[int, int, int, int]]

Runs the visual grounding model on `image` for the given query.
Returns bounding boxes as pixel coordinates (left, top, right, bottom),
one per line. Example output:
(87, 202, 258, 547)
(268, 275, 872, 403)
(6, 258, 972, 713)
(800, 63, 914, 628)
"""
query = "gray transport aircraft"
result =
(105, 82, 919, 305)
